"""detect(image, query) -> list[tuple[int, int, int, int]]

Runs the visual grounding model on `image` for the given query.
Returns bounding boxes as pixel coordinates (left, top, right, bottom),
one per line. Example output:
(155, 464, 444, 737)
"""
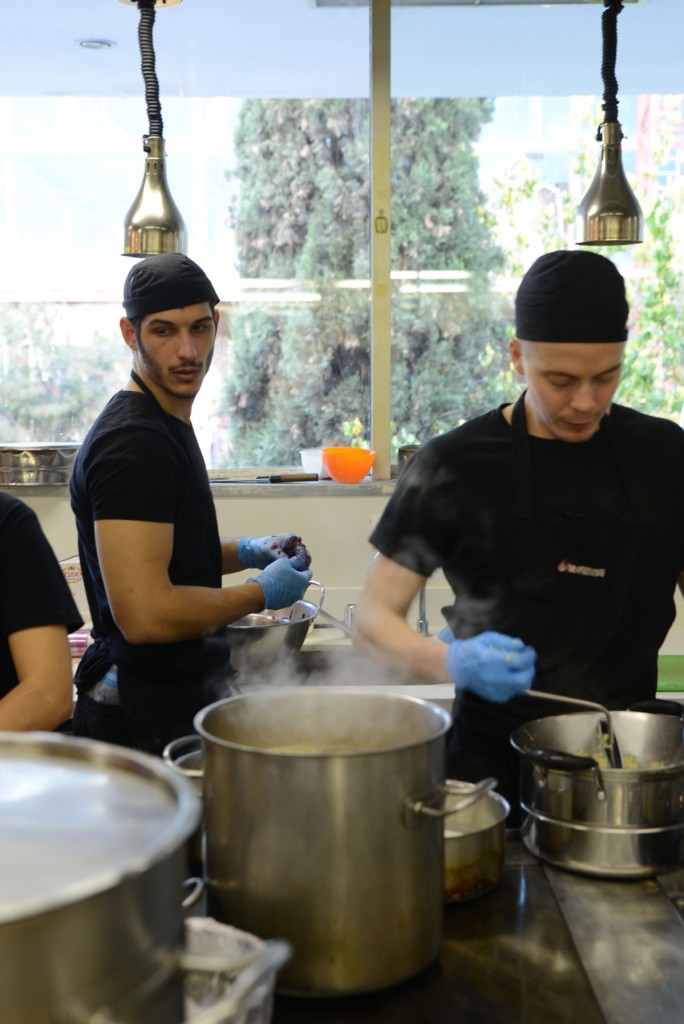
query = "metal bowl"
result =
(0, 443, 80, 485)
(226, 581, 324, 674)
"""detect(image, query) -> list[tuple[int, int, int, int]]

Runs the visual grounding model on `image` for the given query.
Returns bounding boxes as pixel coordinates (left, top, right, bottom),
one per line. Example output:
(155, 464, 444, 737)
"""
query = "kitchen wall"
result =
(11, 484, 684, 654)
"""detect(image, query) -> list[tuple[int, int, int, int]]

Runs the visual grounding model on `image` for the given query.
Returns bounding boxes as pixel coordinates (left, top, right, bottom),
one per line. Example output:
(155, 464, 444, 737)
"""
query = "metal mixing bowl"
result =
(226, 581, 324, 675)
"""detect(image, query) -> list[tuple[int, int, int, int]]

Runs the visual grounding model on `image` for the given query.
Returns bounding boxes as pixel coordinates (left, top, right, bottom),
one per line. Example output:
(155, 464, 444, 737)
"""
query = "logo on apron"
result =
(557, 559, 606, 579)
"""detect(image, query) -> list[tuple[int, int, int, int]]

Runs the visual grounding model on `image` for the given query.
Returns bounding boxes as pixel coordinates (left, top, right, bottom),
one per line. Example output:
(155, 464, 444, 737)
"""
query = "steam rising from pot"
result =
(196, 685, 451, 757)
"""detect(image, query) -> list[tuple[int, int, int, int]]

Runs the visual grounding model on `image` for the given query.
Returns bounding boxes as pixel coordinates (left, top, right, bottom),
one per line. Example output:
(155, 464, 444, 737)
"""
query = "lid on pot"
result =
(0, 733, 200, 923)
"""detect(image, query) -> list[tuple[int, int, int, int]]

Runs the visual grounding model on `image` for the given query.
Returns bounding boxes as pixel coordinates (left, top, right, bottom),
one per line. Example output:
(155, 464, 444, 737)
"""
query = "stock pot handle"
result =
(181, 876, 205, 909)
(523, 748, 598, 772)
(162, 734, 204, 777)
(523, 748, 606, 801)
(406, 776, 498, 820)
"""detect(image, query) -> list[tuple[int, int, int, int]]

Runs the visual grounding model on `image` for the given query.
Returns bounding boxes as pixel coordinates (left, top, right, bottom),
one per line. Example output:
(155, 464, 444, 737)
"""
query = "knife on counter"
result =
(257, 473, 319, 483)
(211, 473, 319, 483)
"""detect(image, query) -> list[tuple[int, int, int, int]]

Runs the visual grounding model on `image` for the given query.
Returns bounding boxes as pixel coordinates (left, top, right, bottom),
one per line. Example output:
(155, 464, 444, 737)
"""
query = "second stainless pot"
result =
(511, 710, 684, 877)
(195, 687, 453, 996)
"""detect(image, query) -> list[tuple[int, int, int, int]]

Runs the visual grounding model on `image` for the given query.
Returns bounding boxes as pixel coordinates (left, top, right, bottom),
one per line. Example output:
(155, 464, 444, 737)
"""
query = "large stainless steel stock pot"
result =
(0, 731, 289, 1023)
(511, 707, 684, 878)
(195, 687, 461, 996)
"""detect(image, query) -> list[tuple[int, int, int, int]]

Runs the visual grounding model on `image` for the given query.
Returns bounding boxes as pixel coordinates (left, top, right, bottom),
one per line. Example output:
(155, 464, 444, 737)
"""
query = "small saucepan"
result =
(443, 783, 509, 902)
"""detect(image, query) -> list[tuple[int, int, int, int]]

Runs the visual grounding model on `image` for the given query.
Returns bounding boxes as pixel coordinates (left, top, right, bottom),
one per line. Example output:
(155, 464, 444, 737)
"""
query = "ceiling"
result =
(1, 0, 681, 101)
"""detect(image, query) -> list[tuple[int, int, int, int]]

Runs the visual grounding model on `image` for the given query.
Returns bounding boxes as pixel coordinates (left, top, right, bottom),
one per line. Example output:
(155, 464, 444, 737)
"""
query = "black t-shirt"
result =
(0, 493, 82, 698)
(372, 402, 684, 688)
(70, 389, 228, 688)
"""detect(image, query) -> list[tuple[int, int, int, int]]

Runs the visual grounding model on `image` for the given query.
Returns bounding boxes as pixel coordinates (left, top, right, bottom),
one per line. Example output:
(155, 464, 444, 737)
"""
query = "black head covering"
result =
(122, 253, 220, 319)
(515, 250, 629, 343)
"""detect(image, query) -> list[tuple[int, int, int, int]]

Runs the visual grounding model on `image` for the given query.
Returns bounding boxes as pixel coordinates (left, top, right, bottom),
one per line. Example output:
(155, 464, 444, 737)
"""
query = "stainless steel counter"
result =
(273, 836, 684, 1024)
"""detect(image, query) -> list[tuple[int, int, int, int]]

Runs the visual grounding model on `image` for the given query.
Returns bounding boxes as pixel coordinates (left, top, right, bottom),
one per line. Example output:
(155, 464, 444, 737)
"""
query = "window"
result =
(1, 2, 682, 470)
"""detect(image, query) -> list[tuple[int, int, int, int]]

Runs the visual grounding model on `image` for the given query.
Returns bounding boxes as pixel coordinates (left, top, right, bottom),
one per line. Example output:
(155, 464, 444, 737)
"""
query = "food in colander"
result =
(575, 746, 662, 770)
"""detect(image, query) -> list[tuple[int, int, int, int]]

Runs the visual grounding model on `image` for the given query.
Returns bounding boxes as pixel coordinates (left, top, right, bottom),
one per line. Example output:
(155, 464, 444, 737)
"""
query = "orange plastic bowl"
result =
(321, 447, 376, 484)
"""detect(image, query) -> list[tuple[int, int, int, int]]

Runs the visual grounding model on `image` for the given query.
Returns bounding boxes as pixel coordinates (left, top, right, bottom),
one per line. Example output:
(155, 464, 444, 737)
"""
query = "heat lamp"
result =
(120, 0, 187, 257)
(575, 0, 643, 246)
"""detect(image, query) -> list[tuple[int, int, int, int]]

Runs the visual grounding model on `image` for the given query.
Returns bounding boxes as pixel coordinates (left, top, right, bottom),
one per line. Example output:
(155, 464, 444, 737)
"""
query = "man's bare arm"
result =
(95, 519, 264, 645)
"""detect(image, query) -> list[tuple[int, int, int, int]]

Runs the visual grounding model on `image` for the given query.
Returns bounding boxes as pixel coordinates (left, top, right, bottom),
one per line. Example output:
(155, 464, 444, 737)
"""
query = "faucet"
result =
(417, 585, 430, 637)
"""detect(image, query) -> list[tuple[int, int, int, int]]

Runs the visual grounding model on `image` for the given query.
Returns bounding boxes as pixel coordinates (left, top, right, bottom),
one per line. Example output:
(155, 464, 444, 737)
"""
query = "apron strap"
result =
(511, 393, 536, 520)
(130, 370, 158, 404)
(601, 410, 653, 525)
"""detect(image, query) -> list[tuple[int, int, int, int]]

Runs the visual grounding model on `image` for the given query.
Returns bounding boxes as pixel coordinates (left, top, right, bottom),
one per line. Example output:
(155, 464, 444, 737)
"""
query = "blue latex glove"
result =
(446, 631, 536, 703)
(237, 534, 311, 571)
(248, 557, 313, 611)
(437, 625, 455, 644)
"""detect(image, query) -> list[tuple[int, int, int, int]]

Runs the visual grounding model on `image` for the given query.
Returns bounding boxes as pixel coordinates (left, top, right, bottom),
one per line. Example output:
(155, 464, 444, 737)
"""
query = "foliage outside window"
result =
(1, 93, 683, 465)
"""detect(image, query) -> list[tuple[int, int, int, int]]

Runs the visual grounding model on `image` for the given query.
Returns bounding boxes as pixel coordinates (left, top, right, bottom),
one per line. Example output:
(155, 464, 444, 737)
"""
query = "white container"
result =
(299, 448, 331, 478)
(184, 917, 288, 1023)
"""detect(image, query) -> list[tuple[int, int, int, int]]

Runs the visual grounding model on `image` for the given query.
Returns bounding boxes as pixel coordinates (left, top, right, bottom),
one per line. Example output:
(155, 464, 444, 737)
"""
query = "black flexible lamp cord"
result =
(598, 0, 623, 138)
(136, 0, 163, 146)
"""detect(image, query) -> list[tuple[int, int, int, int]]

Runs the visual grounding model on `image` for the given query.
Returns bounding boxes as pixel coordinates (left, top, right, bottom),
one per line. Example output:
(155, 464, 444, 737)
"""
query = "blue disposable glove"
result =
(237, 534, 312, 571)
(248, 557, 313, 611)
(446, 631, 536, 703)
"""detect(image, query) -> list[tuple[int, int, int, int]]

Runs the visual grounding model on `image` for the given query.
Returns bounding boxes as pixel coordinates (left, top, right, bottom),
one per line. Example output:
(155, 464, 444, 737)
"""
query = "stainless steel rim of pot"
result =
(1, 733, 202, 922)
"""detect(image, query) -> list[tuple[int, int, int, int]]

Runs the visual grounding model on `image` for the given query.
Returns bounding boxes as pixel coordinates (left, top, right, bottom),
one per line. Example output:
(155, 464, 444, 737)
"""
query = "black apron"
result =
(444, 395, 668, 819)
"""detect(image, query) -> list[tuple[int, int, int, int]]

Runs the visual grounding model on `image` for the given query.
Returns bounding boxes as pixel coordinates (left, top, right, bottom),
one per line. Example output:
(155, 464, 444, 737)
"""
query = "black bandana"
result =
(515, 250, 629, 343)
(122, 253, 219, 318)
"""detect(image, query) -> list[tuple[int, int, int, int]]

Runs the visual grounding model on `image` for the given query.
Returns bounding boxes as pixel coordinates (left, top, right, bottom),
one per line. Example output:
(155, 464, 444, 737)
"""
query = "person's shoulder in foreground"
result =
(0, 490, 82, 730)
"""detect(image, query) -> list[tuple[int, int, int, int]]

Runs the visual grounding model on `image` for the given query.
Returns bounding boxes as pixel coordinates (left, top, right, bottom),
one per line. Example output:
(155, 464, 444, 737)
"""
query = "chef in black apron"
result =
(70, 253, 313, 756)
(355, 250, 684, 823)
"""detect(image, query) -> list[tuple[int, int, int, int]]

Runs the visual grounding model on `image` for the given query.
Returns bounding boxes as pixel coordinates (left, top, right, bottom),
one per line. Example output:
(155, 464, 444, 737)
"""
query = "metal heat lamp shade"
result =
(575, 0, 643, 246)
(122, 0, 187, 257)
(575, 121, 643, 245)
(123, 136, 187, 256)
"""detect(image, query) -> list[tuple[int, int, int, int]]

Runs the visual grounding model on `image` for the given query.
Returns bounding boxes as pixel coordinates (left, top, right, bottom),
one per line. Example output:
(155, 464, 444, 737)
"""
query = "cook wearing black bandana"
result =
(70, 253, 313, 755)
(354, 250, 684, 822)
